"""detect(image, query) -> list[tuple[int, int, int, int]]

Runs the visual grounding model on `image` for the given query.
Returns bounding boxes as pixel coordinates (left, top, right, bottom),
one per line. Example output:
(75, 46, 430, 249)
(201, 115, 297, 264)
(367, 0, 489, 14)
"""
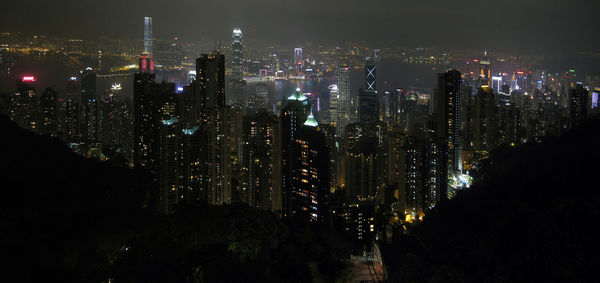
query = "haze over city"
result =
(1, 0, 599, 282)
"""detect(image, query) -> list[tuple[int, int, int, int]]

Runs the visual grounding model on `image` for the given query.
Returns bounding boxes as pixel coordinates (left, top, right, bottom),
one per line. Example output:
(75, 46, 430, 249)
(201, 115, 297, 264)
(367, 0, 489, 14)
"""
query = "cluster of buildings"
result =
(2, 18, 599, 245)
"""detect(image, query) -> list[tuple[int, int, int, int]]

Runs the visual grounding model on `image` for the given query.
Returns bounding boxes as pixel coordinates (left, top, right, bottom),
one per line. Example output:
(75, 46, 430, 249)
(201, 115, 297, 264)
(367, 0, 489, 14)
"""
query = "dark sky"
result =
(1, 0, 598, 53)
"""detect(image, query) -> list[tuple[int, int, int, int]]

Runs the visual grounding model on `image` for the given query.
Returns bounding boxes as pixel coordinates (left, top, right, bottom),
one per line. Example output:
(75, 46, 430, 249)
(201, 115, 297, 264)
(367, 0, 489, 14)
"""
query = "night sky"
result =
(1, 0, 598, 52)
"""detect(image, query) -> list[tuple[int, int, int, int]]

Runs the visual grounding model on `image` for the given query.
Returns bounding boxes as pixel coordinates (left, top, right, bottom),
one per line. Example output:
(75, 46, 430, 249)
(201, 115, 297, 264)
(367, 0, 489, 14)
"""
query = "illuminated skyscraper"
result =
(283, 107, 330, 223)
(39, 87, 57, 135)
(232, 28, 243, 81)
(336, 66, 351, 138)
(194, 52, 231, 205)
(294, 47, 303, 73)
(479, 50, 491, 87)
(139, 52, 154, 74)
(64, 77, 80, 142)
(242, 110, 281, 211)
(281, 89, 309, 217)
(328, 84, 339, 126)
(365, 57, 376, 91)
(80, 68, 98, 143)
(434, 69, 462, 199)
(10, 78, 37, 131)
(231, 28, 245, 106)
(133, 72, 157, 169)
(144, 17, 153, 56)
(158, 117, 180, 215)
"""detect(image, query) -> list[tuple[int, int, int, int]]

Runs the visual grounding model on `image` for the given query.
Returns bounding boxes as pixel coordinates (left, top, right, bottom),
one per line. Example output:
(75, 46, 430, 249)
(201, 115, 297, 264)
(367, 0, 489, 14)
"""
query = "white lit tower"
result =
(335, 65, 351, 138)
(231, 28, 245, 106)
(232, 28, 243, 81)
(294, 48, 303, 73)
(144, 17, 153, 56)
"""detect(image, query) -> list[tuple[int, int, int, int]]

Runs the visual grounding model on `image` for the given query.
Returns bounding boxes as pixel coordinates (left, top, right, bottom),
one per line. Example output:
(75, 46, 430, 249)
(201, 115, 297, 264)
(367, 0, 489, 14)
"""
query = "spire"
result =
(304, 110, 318, 127)
(287, 87, 307, 101)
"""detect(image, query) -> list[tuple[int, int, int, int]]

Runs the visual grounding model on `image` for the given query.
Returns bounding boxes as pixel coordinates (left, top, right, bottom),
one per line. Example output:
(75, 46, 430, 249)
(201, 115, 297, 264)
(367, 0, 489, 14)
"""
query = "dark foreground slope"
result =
(384, 117, 600, 283)
(0, 116, 350, 282)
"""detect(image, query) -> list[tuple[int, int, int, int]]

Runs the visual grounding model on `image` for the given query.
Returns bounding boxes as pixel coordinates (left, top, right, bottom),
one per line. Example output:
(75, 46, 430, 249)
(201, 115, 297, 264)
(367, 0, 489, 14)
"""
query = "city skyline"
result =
(1, 3, 600, 282)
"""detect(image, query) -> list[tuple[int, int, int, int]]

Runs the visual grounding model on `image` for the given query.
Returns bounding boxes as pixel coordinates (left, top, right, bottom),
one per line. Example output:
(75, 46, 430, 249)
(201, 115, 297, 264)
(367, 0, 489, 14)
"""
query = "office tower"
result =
(294, 47, 303, 72)
(139, 52, 154, 74)
(328, 84, 339, 127)
(358, 88, 378, 123)
(365, 56, 376, 91)
(474, 86, 498, 151)
(231, 28, 245, 106)
(241, 110, 281, 211)
(10, 78, 37, 131)
(194, 52, 231, 205)
(479, 50, 491, 88)
(285, 111, 330, 223)
(64, 77, 80, 142)
(80, 68, 98, 143)
(144, 17, 153, 56)
(281, 89, 309, 217)
(336, 66, 351, 138)
(231, 28, 243, 81)
(39, 87, 57, 135)
(569, 85, 588, 128)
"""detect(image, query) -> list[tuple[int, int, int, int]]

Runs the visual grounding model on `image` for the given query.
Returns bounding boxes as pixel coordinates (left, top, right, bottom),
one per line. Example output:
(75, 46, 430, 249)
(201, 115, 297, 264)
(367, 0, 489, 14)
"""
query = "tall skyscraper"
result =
(231, 28, 245, 106)
(479, 50, 491, 88)
(194, 52, 231, 205)
(241, 110, 282, 211)
(133, 72, 179, 213)
(144, 17, 153, 56)
(336, 66, 351, 138)
(281, 89, 309, 217)
(436, 70, 463, 172)
(474, 86, 498, 151)
(80, 68, 98, 143)
(133, 72, 157, 168)
(328, 84, 339, 126)
(283, 107, 330, 223)
(158, 117, 180, 215)
(569, 84, 588, 128)
(231, 28, 243, 81)
(434, 69, 462, 199)
(39, 87, 57, 135)
(10, 78, 37, 131)
(358, 88, 378, 123)
(294, 47, 303, 73)
(64, 77, 80, 142)
(365, 57, 376, 91)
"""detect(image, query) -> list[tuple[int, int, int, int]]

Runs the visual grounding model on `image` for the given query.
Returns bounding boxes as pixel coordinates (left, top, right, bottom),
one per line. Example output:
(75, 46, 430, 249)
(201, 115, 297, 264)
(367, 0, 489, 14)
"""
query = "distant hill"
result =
(384, 117, 600, 282)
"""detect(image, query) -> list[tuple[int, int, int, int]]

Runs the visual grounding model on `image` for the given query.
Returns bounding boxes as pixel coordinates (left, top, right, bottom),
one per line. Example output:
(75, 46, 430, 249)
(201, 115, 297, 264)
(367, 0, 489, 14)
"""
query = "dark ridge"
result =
(384, 116, 600, 283)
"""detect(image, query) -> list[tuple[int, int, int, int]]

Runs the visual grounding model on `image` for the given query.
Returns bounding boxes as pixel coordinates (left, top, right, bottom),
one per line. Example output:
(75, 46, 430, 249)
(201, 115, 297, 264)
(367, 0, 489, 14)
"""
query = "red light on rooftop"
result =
(22, 76, 36, 82)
